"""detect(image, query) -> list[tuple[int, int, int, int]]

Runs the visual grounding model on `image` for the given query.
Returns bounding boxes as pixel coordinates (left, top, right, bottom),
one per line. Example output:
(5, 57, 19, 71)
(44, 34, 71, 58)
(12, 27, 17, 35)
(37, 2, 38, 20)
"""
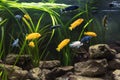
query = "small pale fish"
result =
(56, 39, 70, 52)
(69, 41, 83, 48)
(61, 5, 79, 13)
(84, 31, 97, 37)
(81, 36, 92, 43)
(15, 14, 22, 21)
(50, 24, 61, 30)
(28, 41, 35, 48)
(102, 15, 108, 30)
(26, 33, 41, 40)
(69, 18, 84, 31)
(12, 38, 19, 47)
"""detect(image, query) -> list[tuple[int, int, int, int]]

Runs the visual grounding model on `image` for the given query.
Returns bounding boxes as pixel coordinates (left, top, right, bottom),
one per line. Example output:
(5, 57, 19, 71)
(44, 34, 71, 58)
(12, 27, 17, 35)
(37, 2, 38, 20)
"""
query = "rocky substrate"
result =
(1, 43, 120, 80)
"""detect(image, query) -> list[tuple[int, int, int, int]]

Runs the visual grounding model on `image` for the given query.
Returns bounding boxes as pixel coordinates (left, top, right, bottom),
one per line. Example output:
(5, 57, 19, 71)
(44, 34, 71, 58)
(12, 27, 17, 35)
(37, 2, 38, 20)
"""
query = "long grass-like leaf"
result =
(78, 19, 93, 40)
(65, 11, 86, 27)
(35, 13, 45, 32)
(40, 14, 57, 60)
(22, 17, 33, 32)
(19, 8, 35, 31)
(0, 19, 7, 26)
(0, 26, 4, 59)
(13, 39, 27, 67)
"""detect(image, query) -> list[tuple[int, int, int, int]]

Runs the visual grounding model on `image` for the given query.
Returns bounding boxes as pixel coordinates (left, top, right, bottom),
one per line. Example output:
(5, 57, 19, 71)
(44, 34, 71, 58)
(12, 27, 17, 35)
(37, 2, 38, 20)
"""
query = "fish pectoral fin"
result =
(76, 46, 80, 48)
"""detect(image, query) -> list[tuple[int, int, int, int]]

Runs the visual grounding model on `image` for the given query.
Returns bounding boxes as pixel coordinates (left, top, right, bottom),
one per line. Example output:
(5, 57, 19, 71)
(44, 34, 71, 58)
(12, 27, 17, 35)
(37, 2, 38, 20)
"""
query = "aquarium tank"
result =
(0, 0, 120, 80)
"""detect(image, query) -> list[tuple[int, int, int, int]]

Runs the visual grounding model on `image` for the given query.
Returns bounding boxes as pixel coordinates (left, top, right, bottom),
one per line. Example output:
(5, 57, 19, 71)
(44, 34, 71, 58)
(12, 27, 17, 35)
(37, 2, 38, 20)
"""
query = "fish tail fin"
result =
(80, 42, 83, 47)
(69, 44, 72, 47)
(84, 32, 86, 34)
(69, 27, 72, 31)
(56, 48, 60, 52)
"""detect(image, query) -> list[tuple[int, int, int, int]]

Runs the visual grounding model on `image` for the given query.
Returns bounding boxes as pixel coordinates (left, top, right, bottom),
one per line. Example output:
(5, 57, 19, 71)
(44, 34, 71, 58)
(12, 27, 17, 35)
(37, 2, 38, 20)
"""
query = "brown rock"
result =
(113, 69, 120, 80)
(29, 67, 42, 80)
(5, 54, 33, 70)
(46, 66, 73, 80)
(113, 47, 120, 53)
(74, 59, 108, 77)
(0, 63, 28, 80)
(89, 44, 116, 60)
(68, 75, 104, 80)
(39, 60, 60, 69)
(115, 53, 120, 59)
(108, 59, 120, 70)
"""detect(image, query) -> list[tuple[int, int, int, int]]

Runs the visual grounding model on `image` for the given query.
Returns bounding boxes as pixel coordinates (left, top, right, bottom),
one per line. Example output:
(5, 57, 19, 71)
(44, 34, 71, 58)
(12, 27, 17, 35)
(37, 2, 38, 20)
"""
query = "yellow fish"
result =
(69, 18, 84, 31)
(56, 39, 70, 52)
(24, 14, 30, 20)
(26, 33, 41, 40)
(28, 41, 35, 48)
(84, 32, 97, 37)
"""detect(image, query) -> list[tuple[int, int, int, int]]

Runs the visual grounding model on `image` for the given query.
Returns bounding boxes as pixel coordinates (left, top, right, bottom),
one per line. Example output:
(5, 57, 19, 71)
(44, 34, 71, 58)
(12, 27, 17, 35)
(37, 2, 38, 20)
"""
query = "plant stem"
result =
(78, 19, 93, 40)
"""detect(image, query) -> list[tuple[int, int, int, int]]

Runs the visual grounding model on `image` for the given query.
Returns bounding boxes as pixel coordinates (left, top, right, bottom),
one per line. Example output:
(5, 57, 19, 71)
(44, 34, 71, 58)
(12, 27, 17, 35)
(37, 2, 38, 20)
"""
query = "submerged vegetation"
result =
(0, 0, 100, 79)
(0, 0, 97, 65)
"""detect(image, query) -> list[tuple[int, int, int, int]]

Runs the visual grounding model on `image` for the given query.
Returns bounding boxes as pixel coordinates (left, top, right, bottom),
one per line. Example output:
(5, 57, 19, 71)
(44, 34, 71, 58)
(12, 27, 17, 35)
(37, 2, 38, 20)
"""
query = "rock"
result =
(56, 77, 69, 80)
(5, 54, 33, 70)
(74, 59, 108, 77)
(39, 60, 60, 69)
(112, 47, 120, 53)
(89, 44, 116, 60)
(68, 75, 104, 80)
(29, 68, 51, 80)
(0, 63, 28, 80)
(108, 59, 120, 70)
(41, 69, 51, 80)
(72, 47, 89, 62)
(55, 72, 73, 80)
(113, 69, 120, 80)
(46, 66, 73, 80)
(29, 67, 51, 80)
(41, 69, 51, 75)
(28, 67, 42, 80)
(102, 71, 114, 80)
(115, 53, 120, 59)
(27, 68, 51, 80)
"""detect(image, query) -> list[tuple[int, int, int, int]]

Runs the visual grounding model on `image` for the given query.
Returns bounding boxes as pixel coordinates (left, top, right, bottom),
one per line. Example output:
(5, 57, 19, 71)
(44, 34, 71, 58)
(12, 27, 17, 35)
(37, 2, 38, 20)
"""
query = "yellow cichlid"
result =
(26, 33, 41, 40)
(28, 41, 35, 48)
(84, 32, 97, 37)
(24, 14, 30, 20)
(56, 39, 70, 52)
(69, 18, 84, 31)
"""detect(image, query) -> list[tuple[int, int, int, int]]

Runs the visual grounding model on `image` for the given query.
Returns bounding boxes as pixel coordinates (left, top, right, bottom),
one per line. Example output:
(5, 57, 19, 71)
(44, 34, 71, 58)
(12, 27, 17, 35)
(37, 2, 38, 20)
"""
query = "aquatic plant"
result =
(19, 7, 63, 66)
(0, 0, 70, 67)
(0, 19, 7, 59)
(42, 0, 56, 3)
(0, 27, 5, 59)
(78, 19, 93, 40)
(0, 0, 97, 69)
